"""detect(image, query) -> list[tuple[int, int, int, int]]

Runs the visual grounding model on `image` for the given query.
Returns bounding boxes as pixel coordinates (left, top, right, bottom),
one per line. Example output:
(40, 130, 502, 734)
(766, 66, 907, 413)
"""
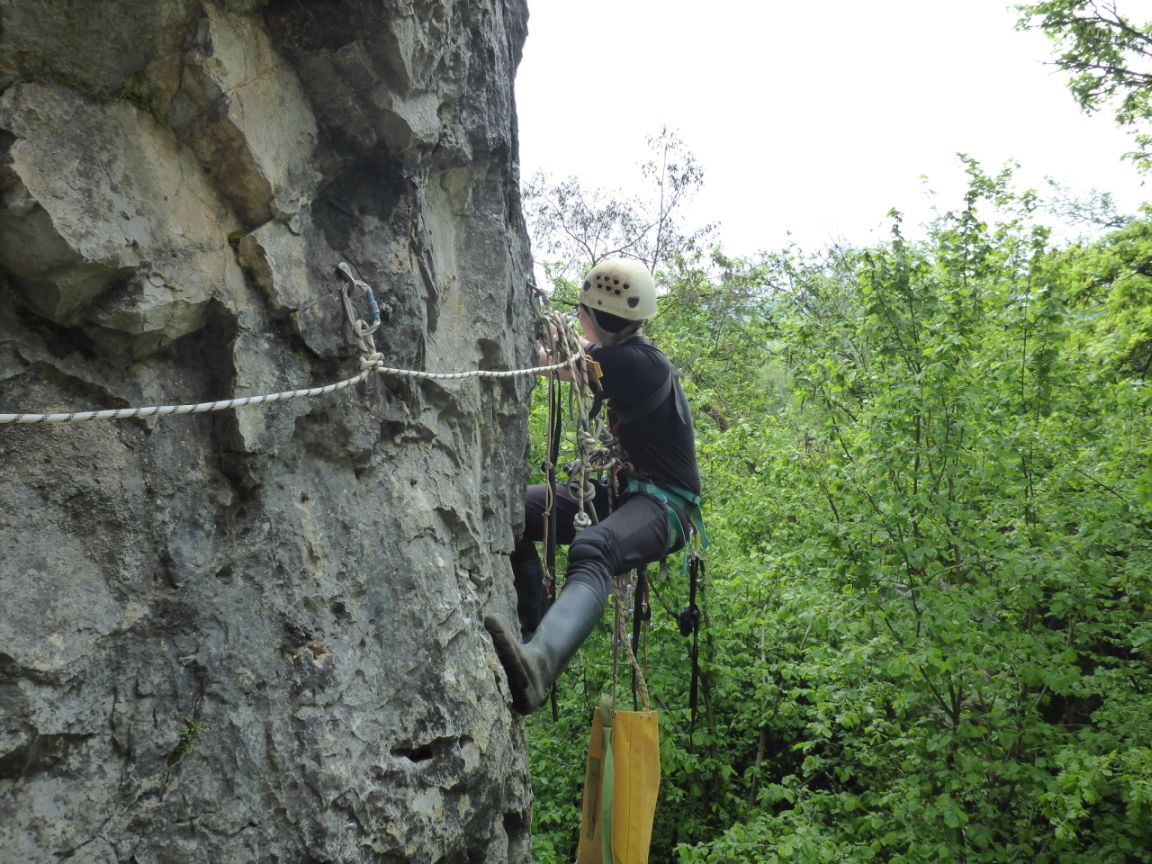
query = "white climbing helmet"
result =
(580, 258, 656, 321)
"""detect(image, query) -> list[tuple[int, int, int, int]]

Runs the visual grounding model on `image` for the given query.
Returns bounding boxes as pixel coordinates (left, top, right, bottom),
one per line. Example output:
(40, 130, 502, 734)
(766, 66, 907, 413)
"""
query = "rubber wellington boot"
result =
(485, 581, 604, 715)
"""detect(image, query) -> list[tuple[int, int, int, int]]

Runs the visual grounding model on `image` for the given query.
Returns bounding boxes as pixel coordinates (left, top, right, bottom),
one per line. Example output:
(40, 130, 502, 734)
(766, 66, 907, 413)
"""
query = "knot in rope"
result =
(359, 352, 385, 372)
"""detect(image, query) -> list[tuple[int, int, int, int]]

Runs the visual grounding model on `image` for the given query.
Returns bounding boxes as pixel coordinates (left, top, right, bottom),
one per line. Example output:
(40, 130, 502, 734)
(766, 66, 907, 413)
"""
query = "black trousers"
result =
(511, 479, 675, 631)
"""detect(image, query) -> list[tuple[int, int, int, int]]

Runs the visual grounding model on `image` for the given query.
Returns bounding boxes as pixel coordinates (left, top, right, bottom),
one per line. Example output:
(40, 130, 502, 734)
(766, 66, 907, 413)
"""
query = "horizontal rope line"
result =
(0, 355, 577, 426)
(364, 355, 576, 381)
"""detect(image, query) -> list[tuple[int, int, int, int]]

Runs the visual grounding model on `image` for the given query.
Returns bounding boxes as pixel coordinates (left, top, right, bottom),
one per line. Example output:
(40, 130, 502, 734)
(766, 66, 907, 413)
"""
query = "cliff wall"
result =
(0, 2, 537, 861)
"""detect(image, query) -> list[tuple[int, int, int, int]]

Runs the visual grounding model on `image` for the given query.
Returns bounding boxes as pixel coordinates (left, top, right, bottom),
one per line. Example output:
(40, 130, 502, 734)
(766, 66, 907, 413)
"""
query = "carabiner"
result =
(338, 262, 381, 330)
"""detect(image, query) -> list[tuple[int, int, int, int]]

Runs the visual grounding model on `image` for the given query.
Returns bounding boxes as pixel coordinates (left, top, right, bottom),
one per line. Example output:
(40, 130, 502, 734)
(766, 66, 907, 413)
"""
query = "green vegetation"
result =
(526, 172, 1152, 863)
(118, 77, 168, 124)
(1017, 0, 1152, 170)
(523, 163, 1152, 864)
(165, 703, 206, 768)
(521, 13, 1152, 858)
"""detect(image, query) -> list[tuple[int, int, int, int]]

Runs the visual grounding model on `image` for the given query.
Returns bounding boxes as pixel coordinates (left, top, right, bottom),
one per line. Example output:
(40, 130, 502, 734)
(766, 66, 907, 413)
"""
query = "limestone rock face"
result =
(0, 1, 537, 862)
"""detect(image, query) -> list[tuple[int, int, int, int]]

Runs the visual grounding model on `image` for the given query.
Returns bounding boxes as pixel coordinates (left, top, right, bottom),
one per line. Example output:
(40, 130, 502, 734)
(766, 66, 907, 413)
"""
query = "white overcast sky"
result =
(514, 0, 1149, 257)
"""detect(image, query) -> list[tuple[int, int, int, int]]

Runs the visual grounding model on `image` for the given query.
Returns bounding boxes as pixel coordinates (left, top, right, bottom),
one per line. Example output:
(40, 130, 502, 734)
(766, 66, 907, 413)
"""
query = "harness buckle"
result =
(677, 605, 700, 637)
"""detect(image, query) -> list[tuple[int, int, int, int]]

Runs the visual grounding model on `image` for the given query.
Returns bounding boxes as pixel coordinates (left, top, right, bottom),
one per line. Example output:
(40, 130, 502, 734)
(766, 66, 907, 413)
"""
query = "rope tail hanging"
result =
(539, 313, 570, 602)
(613, 569, 651, 712)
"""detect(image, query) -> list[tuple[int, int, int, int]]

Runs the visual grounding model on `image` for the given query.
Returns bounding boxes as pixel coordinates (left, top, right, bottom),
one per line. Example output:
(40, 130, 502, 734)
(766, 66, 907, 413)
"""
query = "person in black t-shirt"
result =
(485, 258, 705, 716)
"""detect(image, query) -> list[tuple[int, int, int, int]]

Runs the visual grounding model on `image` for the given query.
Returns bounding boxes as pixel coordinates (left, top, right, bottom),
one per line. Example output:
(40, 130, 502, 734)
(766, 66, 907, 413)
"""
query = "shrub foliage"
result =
(525, 164, 1152, 863)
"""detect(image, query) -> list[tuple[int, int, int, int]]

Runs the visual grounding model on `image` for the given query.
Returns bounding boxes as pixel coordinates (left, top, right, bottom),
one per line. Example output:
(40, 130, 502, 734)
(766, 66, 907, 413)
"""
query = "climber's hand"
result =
(537, 340, 573, 380)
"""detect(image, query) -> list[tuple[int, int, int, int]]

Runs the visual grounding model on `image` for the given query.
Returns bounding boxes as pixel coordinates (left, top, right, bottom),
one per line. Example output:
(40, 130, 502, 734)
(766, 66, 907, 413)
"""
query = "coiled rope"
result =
(0, 263, 583, 425)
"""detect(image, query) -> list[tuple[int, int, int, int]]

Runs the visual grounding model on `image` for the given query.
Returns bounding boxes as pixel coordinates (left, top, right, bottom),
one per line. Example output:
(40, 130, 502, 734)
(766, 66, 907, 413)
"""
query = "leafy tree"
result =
(1017, 0, 1152, 169)
(674, 162, 1152, 863)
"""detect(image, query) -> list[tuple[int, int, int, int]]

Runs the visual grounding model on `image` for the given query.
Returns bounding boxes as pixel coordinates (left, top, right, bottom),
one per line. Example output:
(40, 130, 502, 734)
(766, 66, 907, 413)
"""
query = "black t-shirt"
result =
(588, 338, 702, 496)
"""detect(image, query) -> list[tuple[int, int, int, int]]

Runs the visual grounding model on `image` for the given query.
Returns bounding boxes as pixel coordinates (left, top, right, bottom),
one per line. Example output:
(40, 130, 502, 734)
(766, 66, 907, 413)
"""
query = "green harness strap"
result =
(623, 478, 710, 552)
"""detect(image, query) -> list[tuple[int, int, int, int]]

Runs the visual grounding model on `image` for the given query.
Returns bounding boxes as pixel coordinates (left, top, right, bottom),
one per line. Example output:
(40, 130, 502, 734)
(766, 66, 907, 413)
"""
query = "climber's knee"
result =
(565, 527, 622, 600)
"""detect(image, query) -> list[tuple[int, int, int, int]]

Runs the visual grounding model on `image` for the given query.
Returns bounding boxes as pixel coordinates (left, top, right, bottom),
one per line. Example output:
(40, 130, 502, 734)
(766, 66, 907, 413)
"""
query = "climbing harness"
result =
(0, 264, 581, 425)
(622, 477, 709, 555)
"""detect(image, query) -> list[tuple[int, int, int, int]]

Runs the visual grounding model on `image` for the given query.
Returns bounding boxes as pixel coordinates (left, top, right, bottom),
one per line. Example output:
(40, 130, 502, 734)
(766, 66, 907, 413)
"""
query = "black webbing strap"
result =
(545, 382, 562, 585)
(630, 566, 651, 711)
(592, 366, 693, 429)
(594, 366, 670, 422)
(591, 367, 677, 425)
(545, 378, 563, 721)
(677, 555, 704, 736)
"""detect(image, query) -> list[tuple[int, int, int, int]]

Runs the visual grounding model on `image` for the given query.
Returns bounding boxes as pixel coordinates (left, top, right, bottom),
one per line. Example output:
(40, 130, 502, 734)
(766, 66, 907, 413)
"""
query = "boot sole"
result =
(484, 615, 545, 715)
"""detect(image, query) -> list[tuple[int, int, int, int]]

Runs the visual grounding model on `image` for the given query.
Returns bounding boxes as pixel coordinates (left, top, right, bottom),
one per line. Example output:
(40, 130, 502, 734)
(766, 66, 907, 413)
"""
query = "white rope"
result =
(361, 354, 575, 381)
(0, 264, 581, 426)
(0, 369, 373, 425)
(0, 358, 578, 425)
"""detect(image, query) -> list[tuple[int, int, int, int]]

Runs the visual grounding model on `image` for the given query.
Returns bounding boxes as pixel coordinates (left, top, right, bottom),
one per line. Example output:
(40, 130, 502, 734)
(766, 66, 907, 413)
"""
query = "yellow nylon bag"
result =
(576, 707, 661, 864)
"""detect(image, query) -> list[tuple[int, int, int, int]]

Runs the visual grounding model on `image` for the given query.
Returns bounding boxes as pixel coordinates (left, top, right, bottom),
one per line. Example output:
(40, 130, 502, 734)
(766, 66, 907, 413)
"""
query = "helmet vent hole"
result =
(582, 280, 591, 291)
(627, 297, 640, 308)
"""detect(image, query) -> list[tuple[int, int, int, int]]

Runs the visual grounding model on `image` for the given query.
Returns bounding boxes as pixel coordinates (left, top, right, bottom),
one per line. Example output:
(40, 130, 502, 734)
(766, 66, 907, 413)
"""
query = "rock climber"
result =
(485, 258, 705, 715)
